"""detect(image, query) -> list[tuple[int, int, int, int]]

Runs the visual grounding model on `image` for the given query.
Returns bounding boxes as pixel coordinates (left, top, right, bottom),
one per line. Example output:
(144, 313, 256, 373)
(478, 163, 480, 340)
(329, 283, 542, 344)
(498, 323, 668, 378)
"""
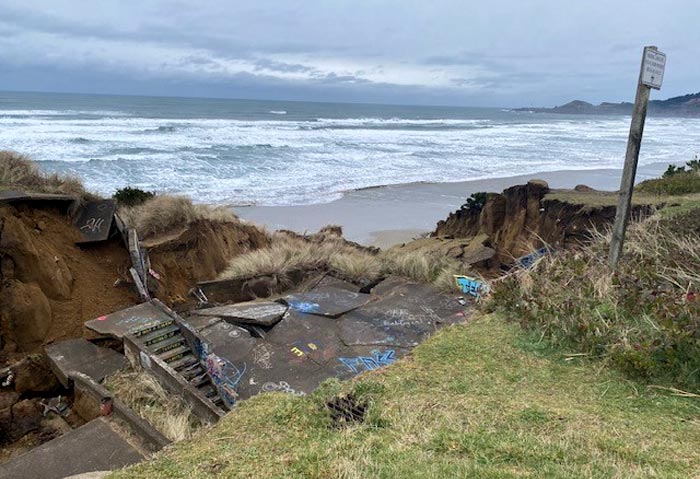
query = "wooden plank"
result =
(609, 46, 661, 267)
(130, 267, 150, 301)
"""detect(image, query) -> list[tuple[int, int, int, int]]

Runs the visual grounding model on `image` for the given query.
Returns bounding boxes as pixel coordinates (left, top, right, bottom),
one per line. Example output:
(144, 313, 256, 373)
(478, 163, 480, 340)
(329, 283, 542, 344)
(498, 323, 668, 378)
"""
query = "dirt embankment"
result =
(432, 180, 653, 265)
(143, 219, 270, 305)
(0, 203, 137, 358)
(0, 203, 270, 358)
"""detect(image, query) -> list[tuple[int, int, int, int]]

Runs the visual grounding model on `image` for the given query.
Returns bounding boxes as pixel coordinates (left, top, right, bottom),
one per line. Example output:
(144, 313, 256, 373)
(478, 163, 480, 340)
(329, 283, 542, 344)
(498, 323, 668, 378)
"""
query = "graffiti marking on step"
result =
(338, 349, 396, 374)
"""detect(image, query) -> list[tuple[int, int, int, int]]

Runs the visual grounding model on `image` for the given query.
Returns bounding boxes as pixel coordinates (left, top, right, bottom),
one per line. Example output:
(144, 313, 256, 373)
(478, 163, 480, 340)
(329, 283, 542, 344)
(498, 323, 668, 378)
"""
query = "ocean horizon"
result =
(2, 90, 699, 207)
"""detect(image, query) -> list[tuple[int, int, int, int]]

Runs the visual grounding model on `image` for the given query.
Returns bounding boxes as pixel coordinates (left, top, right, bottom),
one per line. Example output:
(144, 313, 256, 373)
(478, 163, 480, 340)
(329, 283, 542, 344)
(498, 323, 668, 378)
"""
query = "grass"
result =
(217, 229, 468, 293)
(119, 194, 239, 239)
(543, 188, 700, 210)
(104, 369, 202, 442)
(112, 315, 700, 478)
(0, 150, 87, 197)
(492, 215, 700, 391)
(637, 170, 700, 196)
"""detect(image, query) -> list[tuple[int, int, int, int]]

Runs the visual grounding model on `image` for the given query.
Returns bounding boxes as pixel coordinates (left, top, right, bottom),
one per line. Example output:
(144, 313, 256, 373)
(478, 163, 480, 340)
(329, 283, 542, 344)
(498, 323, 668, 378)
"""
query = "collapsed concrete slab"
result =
(0, 418, 144, 479)
(196, 301, 288, 327)
(73, 199, 117, 244)
(84, 300, 173, 340)
(0, 190, 76, 204)
(283, 286, 373, 317)
(177, 276, 469, 404)
(45, 339, 129, 387)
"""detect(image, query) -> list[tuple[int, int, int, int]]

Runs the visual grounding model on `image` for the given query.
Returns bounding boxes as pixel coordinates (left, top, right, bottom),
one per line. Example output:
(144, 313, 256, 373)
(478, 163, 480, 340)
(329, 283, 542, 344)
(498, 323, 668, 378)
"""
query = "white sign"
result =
(641, 47, 666, 90)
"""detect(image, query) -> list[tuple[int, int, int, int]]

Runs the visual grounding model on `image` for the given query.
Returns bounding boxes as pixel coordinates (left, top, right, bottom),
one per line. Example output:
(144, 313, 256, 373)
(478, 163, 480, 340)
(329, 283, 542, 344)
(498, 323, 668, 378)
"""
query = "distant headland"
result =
(517, 91, 700, 117)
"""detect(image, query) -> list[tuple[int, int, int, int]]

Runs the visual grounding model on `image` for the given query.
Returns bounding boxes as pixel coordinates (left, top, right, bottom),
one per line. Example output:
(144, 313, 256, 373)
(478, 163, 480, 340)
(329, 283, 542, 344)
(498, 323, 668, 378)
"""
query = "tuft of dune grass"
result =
(119, 194, 238, 239)
(218, 227, 469, 293)
(104, 369, 202, 442)
(0, 150, 87, 197)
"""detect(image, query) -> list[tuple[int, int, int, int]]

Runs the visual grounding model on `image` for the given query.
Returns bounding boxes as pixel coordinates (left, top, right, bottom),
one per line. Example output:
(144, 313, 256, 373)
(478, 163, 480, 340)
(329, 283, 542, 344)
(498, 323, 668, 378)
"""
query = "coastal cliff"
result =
(517, 91, 700, 117)
(432, 180, 653, 264)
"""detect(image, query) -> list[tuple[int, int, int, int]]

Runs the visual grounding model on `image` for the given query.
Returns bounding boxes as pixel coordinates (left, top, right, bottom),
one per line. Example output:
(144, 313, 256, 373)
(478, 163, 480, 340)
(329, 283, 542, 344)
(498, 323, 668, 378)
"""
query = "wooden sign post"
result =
(609, 46, 666, 268)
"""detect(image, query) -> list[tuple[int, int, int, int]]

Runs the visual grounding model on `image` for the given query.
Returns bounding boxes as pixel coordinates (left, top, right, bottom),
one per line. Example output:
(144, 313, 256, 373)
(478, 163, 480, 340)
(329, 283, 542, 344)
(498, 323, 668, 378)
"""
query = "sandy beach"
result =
(237, 161, 673, 248)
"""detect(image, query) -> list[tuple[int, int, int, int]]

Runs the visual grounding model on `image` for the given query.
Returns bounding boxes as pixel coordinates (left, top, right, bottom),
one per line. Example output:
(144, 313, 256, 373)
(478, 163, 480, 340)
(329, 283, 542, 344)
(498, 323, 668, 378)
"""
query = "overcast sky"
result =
(0, 1, 697, 107)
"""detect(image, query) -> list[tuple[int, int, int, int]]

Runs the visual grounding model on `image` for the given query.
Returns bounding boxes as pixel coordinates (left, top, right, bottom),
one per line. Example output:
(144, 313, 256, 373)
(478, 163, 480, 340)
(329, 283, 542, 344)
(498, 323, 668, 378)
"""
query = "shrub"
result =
(492, 217, 700, 390)
(0, 150, 87, 197)
(637, 171, 700, 196)
(113, 186, 155, 207)
(461, 192, 488, 213)
(119, 195, 238, 239)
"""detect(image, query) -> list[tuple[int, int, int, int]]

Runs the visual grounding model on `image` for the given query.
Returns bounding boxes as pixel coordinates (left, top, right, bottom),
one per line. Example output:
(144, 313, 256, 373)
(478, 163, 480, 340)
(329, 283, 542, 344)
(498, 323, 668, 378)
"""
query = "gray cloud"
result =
(0, 1, 698, 107)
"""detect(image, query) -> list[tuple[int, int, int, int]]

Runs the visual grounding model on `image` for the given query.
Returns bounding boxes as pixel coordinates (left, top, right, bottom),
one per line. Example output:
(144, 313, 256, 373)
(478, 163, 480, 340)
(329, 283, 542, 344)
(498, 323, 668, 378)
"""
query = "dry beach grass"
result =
(119, 194, 239, 239)
(105, 369, 202, 442)
(217, 229, 469, 293)
(0, 150, 87, 197)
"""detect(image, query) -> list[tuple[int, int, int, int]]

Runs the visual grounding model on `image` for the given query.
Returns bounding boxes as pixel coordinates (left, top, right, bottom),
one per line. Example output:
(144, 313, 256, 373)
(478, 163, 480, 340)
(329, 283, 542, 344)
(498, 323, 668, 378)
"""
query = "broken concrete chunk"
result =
(45, 339, 129, 387)
(283, 286, 372, 317)
(73, 199, 116, 243)
(196, 301, 288, 327)
(0, 417, 144, 479)
(84, 301, 173, 340)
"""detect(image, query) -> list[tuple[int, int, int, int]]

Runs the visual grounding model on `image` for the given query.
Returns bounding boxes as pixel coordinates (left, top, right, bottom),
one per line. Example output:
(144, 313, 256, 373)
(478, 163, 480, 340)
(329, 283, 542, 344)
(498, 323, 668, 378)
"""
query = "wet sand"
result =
(237, 162, 671, 248)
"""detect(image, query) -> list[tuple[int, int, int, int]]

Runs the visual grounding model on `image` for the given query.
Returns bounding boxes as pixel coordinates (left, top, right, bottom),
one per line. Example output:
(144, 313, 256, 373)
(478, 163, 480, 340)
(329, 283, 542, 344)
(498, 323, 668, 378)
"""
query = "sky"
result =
(0, 0, 697, 107)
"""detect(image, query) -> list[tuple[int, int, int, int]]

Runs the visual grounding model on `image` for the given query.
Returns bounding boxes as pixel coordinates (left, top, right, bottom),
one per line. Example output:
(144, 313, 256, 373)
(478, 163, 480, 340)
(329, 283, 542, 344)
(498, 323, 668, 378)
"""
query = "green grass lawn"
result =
(113, 315, 700, 478)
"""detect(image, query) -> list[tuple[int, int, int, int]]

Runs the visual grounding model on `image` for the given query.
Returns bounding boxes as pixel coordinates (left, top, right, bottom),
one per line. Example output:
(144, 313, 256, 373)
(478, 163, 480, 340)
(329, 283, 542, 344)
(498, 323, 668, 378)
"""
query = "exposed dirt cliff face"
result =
(0, 203, 137, 357)
(433, 180, 652, 264)
(143, 219, 270, 305)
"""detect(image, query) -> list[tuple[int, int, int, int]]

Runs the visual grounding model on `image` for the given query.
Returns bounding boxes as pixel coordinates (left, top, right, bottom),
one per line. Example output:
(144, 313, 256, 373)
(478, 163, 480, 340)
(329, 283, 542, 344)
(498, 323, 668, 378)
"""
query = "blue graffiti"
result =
(206, 354, 245, 408)
(288, 301, 320, 313)
(338, 349, 396, 374)
(516, 247, 550, 269)
(454, 276, 489, 298)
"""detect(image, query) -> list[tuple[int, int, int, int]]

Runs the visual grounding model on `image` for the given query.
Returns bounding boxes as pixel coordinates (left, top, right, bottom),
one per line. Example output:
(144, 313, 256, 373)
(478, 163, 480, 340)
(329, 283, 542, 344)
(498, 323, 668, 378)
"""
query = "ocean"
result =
(1, 91, 699, 206)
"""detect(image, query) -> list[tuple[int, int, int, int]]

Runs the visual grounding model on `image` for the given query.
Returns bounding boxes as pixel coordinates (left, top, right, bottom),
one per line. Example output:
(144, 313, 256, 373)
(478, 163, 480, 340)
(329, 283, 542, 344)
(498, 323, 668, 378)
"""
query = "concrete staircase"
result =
(131, 319, 224, 409)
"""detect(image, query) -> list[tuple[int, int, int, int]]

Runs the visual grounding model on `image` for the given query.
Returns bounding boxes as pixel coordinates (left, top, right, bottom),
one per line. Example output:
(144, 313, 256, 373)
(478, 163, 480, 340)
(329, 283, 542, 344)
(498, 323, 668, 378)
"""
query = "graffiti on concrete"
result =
(206, 354, 245, 408)
(288, 301, 321, 314)
(338, 349, 396, 374)
(252, 344, 273, 369)
(290, 341, 319, 358)
(80, 217, 105, 233)
(516, 247, 550, 269)
(454, 275, 489, 298)
(261, 381, 305, 396)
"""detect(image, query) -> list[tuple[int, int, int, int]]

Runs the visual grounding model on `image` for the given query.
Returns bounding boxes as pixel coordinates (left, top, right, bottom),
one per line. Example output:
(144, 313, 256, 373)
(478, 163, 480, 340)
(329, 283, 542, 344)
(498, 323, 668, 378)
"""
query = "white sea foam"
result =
(1, 107, 699, 206)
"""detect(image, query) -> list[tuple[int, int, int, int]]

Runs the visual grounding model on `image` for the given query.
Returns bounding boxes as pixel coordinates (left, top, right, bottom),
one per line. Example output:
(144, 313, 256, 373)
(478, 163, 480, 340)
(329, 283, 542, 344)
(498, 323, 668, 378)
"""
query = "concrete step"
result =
(169, 354, 198, 371)
(158, 345, 191, 363)
(179, 363, 204, 381)
(139, 325, 180, 347)
(190, 372, 210, 388)
(148, 334, 186, 354)
(198, 384, 217, 398)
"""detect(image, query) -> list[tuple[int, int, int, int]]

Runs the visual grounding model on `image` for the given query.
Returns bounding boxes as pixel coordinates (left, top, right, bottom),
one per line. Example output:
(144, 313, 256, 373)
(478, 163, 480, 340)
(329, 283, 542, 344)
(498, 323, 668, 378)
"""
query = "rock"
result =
(12, 354, 61, 394)
(0, 281, 52, 352)
(0, 214, 73, 300)
(0, 391, 20, 410)
(574, 184, 596, 192)
(0, 398, 42, 444)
